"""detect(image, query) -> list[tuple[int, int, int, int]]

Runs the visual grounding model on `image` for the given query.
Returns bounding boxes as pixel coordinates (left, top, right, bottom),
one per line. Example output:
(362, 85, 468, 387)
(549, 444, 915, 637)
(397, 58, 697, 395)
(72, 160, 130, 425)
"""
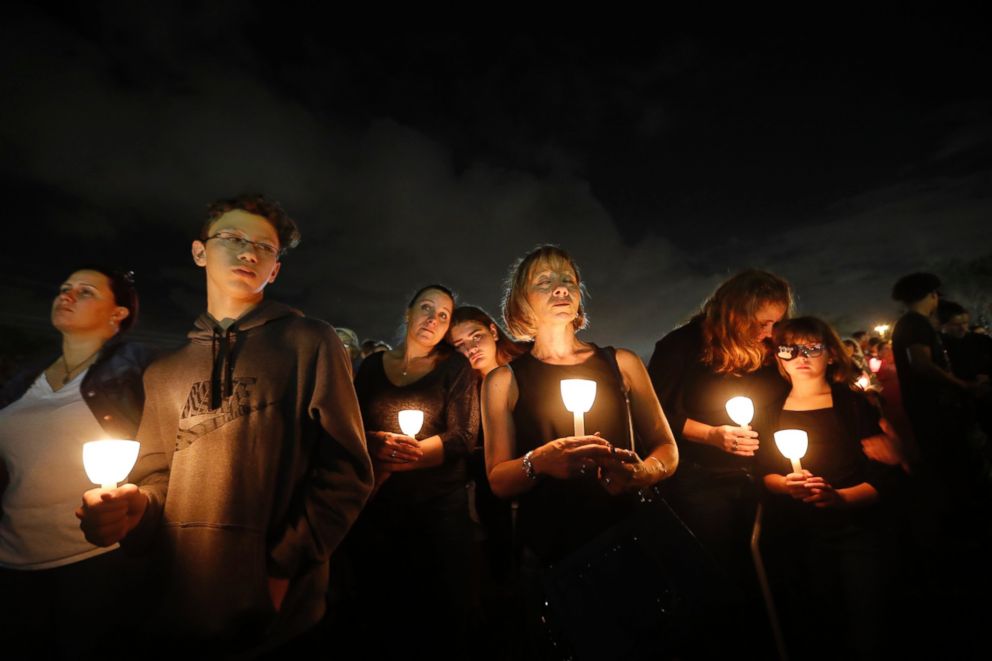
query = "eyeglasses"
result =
(206, 232, 280, 258)
(777, 343, 825, 360)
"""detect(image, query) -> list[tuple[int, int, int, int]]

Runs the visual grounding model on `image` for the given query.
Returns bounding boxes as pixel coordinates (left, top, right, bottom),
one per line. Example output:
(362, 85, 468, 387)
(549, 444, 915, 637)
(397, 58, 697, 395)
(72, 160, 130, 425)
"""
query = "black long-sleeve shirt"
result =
(647, 317, 788, 476)
(354, 350, 479, 505)
(754, 383, 901, 532)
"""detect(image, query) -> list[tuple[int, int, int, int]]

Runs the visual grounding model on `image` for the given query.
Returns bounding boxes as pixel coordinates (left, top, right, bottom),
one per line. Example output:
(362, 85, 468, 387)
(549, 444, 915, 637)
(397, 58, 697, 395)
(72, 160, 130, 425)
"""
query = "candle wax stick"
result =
(574, 412, 585, 437)
(790, 458, 803, 474)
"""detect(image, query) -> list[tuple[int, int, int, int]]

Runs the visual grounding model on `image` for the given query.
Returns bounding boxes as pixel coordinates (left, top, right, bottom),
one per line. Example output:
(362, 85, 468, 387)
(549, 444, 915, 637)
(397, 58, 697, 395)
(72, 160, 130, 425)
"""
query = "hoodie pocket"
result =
(163, 523, 275, 640)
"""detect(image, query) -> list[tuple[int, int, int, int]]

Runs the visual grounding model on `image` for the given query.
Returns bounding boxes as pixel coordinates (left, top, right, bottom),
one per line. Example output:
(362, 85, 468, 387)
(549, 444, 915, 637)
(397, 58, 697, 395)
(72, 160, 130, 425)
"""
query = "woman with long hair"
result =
(0, 266, 152, 659)
(483, 245, 678, 658)
(755, 316, 900, 659)
(646, 269, 792, 653)
(346, 284, 478, 659)
(647, 270, 791, 562)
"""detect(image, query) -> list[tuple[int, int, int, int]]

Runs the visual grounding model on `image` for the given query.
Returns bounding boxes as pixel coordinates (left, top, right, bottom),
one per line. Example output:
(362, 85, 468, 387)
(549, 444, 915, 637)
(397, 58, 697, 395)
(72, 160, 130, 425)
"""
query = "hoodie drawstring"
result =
(210, 325, 238, 409)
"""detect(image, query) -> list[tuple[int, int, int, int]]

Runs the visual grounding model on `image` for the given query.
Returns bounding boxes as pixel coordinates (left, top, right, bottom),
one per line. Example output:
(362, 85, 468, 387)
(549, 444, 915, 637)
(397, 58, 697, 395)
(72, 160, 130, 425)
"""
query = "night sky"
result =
(2, 5, 990, 358)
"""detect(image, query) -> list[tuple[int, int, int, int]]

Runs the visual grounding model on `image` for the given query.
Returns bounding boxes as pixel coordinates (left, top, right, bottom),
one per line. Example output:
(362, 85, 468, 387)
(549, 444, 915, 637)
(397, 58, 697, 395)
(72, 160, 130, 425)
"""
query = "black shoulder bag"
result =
(537, 347, 723, 660)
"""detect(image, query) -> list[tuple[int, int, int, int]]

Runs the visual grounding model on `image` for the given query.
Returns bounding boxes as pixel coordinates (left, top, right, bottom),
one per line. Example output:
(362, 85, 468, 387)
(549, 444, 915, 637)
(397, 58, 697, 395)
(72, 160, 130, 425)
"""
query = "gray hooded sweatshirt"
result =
(125, 300, 373, 651)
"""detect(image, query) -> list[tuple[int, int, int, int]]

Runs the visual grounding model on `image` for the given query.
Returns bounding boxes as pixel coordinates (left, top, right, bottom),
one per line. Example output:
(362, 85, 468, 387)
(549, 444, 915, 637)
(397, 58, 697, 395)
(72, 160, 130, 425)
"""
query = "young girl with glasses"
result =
(755, 316, 903, 659)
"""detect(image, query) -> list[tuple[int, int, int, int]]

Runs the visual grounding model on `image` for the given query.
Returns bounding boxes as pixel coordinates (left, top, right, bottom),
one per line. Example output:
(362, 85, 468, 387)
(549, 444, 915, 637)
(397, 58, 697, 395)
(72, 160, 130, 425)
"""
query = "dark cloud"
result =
(2, 8, 990, 359)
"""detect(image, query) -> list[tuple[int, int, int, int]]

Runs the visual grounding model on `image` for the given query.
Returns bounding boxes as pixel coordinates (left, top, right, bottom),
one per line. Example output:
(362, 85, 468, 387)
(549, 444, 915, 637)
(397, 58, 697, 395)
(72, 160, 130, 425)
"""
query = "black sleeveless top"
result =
(511, 345, 635, 563)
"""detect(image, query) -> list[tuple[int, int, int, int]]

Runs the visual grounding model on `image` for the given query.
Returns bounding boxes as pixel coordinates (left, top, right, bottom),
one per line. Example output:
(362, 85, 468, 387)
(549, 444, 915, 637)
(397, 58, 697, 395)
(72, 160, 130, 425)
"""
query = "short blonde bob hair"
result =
(502, 245, 588, 341)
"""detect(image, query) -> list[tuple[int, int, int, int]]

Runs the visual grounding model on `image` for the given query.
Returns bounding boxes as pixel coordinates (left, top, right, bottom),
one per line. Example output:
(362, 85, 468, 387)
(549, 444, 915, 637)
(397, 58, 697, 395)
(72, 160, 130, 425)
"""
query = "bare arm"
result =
(483, 366, 533, 499)
(616, 348, 678, 484)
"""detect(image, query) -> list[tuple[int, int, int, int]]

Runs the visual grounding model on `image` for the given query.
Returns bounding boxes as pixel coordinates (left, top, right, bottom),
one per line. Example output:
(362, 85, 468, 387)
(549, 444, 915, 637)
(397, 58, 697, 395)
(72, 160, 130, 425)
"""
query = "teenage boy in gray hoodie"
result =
(77, 195, 373, 653)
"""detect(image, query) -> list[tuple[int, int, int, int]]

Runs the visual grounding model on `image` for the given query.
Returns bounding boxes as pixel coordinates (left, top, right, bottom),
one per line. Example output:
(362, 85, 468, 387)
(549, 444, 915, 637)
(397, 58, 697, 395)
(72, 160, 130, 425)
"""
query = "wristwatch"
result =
(522, 450, 538, 480)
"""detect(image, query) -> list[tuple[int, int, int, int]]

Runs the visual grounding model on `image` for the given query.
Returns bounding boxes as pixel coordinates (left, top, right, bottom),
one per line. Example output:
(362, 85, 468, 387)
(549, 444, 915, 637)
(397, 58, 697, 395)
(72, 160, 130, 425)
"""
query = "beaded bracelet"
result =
(522, 450, 538, 480)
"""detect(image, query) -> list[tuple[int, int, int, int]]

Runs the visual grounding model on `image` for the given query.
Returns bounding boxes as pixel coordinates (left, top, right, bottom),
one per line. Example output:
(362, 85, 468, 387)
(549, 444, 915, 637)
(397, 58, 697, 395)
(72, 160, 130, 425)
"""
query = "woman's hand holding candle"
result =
(707, 424, 760, 456)
(528, 436, 612, 480)
(596, 450, 659, 495)
(800, 475, 844, 508)
(368, 430, 424, 464)
(783, 470, 814, 500)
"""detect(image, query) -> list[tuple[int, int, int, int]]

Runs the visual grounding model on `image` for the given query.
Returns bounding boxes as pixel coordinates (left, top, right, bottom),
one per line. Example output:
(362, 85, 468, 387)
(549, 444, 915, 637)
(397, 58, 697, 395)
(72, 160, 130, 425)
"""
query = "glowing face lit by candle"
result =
(773, 429, 808, 473)
(82, 440, 140, 490)
(725, 396, 754, 427)
(561, 379, 596, 436)
(398, 409, 424, 438)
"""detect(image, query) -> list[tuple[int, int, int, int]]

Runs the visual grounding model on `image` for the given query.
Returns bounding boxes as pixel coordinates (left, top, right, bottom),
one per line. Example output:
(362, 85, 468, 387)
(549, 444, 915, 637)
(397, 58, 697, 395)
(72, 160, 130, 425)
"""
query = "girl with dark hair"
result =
(755, 316, 900, 659)
(0, 266, 152, 659)
(447, 306, 529, 650)
(448, 305, 529, 376)
(346, 284, 478, 659)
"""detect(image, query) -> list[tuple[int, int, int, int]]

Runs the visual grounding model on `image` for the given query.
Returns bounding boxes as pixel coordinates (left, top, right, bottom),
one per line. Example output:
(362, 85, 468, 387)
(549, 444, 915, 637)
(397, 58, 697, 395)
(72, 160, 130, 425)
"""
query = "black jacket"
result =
(0, 337, 154, 439)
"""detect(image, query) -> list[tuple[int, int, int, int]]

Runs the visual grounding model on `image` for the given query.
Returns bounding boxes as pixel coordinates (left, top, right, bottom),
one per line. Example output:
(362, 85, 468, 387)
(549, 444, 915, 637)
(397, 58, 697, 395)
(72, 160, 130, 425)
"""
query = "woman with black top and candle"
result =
(347, 284, 478, 660)
(483, 245, 678, 659)
(646, 269, 792, 654)
(647, 270, 791, 569)
(755, 316, 900, 659)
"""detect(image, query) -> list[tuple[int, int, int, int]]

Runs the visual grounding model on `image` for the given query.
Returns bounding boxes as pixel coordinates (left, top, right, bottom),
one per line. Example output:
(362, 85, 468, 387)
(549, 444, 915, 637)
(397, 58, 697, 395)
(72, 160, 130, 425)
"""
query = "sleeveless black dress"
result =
(510, 345, 635, 564)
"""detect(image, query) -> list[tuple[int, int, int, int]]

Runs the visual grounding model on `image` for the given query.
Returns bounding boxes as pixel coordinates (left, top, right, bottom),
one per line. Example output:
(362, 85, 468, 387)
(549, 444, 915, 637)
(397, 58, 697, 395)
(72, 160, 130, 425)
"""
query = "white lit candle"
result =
(856, 375, 871, 390)
(560, 379, 597, 436)
(398, 409, 424, 439)
(773, 429, 808, 474)
(868, 357, 882, 374)
(725, 396, 754, 428)
(82, 440, 140, 490)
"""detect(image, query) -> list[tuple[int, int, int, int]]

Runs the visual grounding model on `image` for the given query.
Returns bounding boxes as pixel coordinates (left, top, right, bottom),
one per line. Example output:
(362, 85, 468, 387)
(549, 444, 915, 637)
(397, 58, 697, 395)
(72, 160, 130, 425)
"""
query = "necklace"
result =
(61, 348, 102, 385)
